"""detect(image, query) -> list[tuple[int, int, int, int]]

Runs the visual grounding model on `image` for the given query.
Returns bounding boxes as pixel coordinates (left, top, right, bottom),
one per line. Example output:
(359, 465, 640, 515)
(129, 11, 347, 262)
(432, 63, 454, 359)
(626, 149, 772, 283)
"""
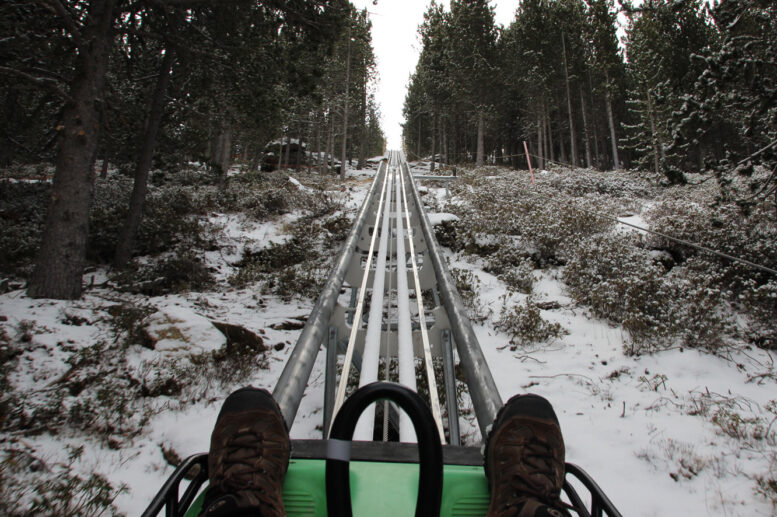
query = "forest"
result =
(402, 0, 776, 189)
(2, 1, 777, 513)
(0, 0, 384, 299)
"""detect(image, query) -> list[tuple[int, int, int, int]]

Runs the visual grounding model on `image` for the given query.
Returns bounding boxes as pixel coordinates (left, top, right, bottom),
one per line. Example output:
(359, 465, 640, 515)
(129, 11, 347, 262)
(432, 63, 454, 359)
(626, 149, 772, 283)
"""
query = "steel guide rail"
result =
(274, 151, 502, 443)
(273, 160, 387, 427)
(144, 158, 623, 517)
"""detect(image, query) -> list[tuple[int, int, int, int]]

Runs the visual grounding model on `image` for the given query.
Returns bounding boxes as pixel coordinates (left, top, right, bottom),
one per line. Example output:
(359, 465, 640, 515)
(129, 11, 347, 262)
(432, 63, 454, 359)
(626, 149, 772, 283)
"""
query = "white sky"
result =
(350, 0, 517, 149)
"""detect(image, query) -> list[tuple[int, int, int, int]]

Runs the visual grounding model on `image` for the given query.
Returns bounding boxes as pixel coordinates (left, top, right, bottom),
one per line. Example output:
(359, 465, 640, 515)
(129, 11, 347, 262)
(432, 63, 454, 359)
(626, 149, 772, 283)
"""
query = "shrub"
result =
(0, 445, 126, 517)
(495, 299, 564, 344)
(483, 238, 531, 275)
(742, 280, 777, 349)
(564, 233, 673, 347)
(0, 181, 49, 276)
(445, 173, 617, 266)
(112, 248, 214, 295)
(89, 177, 207, 263)
(450, 267, 483, 319)
(647, 196, 777, 349)
(498, 259, 535, 295)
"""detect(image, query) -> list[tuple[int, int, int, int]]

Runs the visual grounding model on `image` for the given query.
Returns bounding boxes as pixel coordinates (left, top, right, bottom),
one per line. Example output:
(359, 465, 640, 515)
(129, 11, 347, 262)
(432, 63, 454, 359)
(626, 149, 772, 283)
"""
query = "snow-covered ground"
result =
(1, 162, 775, 515)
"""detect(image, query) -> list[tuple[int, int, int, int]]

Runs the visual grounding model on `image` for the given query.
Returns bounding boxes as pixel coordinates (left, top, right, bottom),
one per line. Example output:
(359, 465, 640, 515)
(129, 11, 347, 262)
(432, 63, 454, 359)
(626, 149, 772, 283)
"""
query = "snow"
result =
(427, 212, 460, 225)
(144, 306, 225, 355)
(2, 164, 776, 515)
(287, 176, 313, 192)
(618, 213, 649, 234)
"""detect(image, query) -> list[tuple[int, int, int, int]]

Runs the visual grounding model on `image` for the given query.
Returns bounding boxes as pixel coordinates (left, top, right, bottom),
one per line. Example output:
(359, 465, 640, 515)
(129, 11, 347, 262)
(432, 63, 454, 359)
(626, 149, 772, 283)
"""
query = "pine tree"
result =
(670, 0, 776, 204)
(12, 0, 349, 299)
(622, 0, 716, 182)
(448, 0, 498, 167)
(586, 0, 626, 170)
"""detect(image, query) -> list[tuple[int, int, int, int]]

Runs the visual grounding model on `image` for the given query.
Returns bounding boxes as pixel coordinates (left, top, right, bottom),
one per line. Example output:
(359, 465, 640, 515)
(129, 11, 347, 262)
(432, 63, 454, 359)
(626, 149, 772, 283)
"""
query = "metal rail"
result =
(273, 161, 387, 427)
(403, 158, 503, 437)
(275, 151, 501, 442)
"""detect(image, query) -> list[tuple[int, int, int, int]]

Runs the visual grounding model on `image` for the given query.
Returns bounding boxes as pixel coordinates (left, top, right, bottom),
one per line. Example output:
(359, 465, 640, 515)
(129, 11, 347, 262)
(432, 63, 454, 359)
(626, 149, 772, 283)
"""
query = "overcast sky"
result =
(349, 1, 517, 149)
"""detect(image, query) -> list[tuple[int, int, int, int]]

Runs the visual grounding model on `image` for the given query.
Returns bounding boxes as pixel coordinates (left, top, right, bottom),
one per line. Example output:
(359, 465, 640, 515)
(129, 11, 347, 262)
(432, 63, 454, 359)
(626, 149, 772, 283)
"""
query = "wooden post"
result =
(523, 140, 535, 185)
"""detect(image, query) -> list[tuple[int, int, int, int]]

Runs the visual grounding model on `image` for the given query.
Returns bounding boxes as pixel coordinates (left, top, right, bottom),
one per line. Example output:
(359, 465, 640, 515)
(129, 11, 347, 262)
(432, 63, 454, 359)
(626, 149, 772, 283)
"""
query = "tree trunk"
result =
(646, 88, 660, 175)
(416, 119, 421, 159)
(283, 133, 291, 169)
(476, 110, 485, 167)
(559, 116, 567, 166)
(328, 111, 335, 171)
(587, 72, 601, 168)
(442, 122, 448, 164)
(579, 86, 592, 168)
(100, 157, 109, 179)
(546, 105, 555, 163)
(114, 48, 174, 268)
(316, 115, 322, 174)
(604, 71, 619, 170)
(430, 113, 436, 172)
(296, 133, 303, 170)
(537, 112, 544, 170)
(358, 79, 367, 169)
(218, 119, 232, 188)
(340, 27, 351, 182)
(562, 33, 578, 167)
(29, 0, 115, 300)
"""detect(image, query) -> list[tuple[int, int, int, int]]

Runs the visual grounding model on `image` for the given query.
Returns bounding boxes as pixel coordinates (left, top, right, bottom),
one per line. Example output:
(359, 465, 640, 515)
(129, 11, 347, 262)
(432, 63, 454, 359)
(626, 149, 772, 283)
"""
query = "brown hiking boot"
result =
(200, 387, 290, 517)
(484, 394, 569, 517)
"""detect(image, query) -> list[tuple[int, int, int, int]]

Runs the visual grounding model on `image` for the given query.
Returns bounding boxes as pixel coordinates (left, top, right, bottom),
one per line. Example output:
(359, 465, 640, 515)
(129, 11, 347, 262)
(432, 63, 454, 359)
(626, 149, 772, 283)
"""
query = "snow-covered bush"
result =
(483, 238, 531, 275)
(264, 264, 328, 302)
(222, 172, 344, 220)
(0, 444, 126, 516)
(648, 196, 777, 349)
(565, 234, 739, 351)
(231, 233, 316, 288)
(495, 299, 564, 344)
(112, 248, 214, 295)
(497, 259, 535, 294)
(450, 267, 483, 319)
(742, 280, 777, 350)
(664, 257, 738, 350)
(564, 233, 673, 346)
(229, 213, 339, 300)
(446, 172, 617, 266)
(547, 168, 658, 200)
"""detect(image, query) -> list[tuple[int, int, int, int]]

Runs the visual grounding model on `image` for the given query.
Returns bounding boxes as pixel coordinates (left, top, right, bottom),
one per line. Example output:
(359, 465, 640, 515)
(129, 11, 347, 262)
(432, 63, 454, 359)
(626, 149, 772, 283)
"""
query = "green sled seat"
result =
(142, 383, 621, 517)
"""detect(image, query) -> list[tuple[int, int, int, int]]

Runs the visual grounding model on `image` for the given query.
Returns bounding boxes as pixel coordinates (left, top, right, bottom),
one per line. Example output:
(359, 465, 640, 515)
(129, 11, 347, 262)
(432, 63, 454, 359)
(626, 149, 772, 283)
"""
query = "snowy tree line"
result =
(0, 0, 384, 299)
(403, 0, 776, 190)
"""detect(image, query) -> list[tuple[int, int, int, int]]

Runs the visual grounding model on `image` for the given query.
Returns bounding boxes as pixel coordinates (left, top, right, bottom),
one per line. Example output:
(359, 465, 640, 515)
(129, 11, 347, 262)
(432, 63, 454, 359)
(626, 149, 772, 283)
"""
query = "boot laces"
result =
(499, 435, 559, 502)
(221, 428, 274, 492)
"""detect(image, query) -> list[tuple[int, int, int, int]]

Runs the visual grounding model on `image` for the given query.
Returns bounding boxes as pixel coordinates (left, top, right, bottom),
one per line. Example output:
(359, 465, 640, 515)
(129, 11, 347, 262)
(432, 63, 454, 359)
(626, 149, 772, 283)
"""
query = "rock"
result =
(535, 301, 562, 310)
(269, 318, 307, 331)
(211, 320, 266, 356)
(144, 307, 226, 355)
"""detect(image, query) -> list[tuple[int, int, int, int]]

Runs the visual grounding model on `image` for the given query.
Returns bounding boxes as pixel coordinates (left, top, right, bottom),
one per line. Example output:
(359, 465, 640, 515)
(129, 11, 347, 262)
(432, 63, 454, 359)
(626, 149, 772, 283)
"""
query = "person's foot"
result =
(200, 387, 290, 517)
(484, 394, 569, 517)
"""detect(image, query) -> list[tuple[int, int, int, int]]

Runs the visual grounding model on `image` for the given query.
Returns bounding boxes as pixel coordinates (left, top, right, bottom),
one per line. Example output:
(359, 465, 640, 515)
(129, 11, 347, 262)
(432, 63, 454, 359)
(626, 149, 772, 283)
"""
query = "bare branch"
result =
(37, 0, 85, 46)
(0, 66, 72, 102)
(736, 139, 777, 167)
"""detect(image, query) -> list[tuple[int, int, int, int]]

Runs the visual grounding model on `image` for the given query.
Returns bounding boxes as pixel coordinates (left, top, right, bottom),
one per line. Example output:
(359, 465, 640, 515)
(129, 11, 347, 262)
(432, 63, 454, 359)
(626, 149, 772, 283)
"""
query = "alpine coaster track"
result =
(143, 151, 621, 517)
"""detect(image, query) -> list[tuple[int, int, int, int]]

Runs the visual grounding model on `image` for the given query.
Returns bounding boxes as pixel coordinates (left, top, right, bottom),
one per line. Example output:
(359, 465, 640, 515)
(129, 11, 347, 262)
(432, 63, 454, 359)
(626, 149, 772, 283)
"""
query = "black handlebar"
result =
(325, 382, 443, 517)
